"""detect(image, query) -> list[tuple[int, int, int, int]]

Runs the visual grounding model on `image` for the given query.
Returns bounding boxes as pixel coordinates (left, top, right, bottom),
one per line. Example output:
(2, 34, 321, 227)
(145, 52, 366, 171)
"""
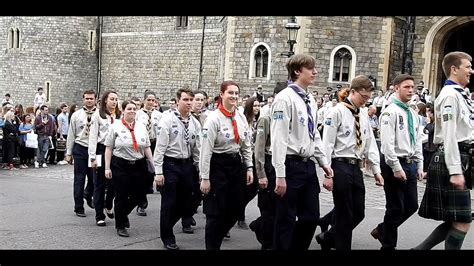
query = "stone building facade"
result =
(1, 16, 472, 108)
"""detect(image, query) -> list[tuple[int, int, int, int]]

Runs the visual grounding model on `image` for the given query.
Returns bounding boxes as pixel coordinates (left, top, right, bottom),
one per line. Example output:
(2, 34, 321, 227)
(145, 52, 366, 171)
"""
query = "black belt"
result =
(398, 157, 415, 164)
(214, 152, 240, 159)
(164, 156, 192, 164)
(286, 155, 309, 162)
(113, 156, 144, 165)
(333, 157, 362, 165)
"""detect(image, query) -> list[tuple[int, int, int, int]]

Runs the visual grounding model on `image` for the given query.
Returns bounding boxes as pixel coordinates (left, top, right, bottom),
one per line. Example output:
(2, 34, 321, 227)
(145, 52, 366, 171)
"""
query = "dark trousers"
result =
(377, 158, 418, 249)
(182, 164, 202, 228)
(160, 157, 194, 245)
(423, 149, 435, 173)
(19, 145, 35, 164)
(93, 144, 114, 221)
(238, 157, 258, 221)
(2, 140, 16, 164)
(273, 157, 320, 250)
(112, 156, 148, 229)
(252, 154, 276, 249)
(56, 134, 67, 162)
(47, 135, 57, 164)
(72, 144, 95, 213)
(324, 160, 365, 250)
(137, 139, 156, 209)
(204, 153, 245, 250)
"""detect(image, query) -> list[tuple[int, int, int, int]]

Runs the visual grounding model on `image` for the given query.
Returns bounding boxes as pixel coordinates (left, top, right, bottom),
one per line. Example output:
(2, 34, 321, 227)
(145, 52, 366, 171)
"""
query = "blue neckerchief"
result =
(444, 80, 473, 114)
(288, 84, 315, 141)
(444, 79, 458, 86)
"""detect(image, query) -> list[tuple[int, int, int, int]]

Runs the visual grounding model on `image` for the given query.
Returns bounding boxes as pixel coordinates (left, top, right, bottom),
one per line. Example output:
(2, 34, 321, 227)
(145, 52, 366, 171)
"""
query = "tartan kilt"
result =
(418, 150, 472, 223)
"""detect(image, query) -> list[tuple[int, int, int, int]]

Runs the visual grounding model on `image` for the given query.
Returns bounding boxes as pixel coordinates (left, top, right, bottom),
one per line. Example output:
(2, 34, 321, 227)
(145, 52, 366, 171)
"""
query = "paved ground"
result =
(0, 164, 472, 251)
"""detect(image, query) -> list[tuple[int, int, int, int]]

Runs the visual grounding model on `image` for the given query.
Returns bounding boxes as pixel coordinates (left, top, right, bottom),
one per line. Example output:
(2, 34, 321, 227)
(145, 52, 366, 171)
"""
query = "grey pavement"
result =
(0, 164, 472, 250)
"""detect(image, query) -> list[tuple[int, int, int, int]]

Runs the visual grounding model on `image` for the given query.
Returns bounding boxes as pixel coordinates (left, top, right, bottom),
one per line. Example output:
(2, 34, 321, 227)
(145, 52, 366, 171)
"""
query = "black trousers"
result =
(182, 163, 202, 228)
(137, 139, 156, 209)
(72, 144, 95, 213)
(111, 156, 148, 229)
(160, 157, 194, 245)
(252, 154, 276, 249)
(324, 160, 365, 250)
(204, 153, 245, 250)
(377, 157, 418, 249)
(93, 144, 115, 221)
(238, 155, 258, 221)
(2, 140, 16, 164)
(273, 156, 320, 250)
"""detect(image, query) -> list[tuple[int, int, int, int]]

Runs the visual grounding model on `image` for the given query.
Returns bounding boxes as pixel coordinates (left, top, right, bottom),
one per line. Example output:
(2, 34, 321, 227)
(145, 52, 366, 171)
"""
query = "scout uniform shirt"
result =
(434, 83, 474, 175)
(323, 101, 381, 175)
(66, 107, 96, 155)
(154, 111, 201, 175)
(270, 85, 328, 178)
(380, 99, 423, 172)
(88, 112, 116, 160)
(254, 115, 271, 179)
(104, 120, 151, 161)
(136, 108, 163, 141)
(199, 108, 253, 180)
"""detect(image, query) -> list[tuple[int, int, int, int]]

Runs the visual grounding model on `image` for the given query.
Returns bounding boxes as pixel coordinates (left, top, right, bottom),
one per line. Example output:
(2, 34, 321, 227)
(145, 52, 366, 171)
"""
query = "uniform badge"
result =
(257, 128, 264, 135)
(225, 133, 230, 138)
(244, 131, 248, 137)
(325, 118, 332, 126)
(192, 135, 195, 139)
(222, 127, 228, 131)
(298, 111, 303, 115)
(399, 125, 404, 130)
(382, 112, 390, 116)
(443, 114, 453, 122)
(173, 130, 178, 135)
(141, 138, 145, 142)
(273, 111, 284, 120)
(172, 124, 178, 128)
(202, 128, 208, 138)
(80, 125, 84, 129)
(299, 117, 305, 125)
(121, 130, 126, 133)
(399, 115, 403, 124)
(344, 130, 350, 136)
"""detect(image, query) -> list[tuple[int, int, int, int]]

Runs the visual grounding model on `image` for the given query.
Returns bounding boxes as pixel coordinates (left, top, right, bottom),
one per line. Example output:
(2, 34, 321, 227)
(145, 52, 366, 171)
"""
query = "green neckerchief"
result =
(392, 97, 415, 146)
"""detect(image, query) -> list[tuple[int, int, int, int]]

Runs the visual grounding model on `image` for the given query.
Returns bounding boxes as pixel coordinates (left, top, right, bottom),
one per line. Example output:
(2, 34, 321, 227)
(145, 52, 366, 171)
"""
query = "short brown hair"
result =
(350, 75, 374, 92)
(442, 51, 472, 77)
(176, 87, 194, 100)
(286, 54, 316, 82)
(392, 74, 414, 86)
(83, 89, 96, 97)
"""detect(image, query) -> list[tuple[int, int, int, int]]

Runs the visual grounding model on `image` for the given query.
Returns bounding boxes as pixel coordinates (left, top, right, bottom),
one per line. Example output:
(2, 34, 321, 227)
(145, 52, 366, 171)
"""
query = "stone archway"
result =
(422, 16, 474, 96)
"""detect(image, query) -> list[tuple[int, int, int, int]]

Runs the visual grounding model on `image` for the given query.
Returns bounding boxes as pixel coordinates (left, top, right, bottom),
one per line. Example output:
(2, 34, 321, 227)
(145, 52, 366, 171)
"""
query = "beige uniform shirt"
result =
(153, 111, 201, 175)
(270, 85, 328, 178)
(380, 101, 423, 172)
(323, 102, 381, 175)
(104, 120, 151, 161)
(136, 108, 163, 141)
(434, 84, 474, 175)
(199, 109, 253, 180)
(88, 112, 116, 160)
(66, 108, 96, 155)
(254, 115, 271, 179)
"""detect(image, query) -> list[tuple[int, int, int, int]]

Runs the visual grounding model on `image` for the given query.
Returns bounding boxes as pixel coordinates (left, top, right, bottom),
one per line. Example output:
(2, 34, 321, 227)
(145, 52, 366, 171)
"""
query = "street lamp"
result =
(282, 16, 300, 57)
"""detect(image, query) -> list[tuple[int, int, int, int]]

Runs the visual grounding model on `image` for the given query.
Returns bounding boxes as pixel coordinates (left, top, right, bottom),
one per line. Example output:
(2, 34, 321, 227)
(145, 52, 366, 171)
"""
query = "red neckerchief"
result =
(121, 117, 138, 152)
(218, 104, 239, 144)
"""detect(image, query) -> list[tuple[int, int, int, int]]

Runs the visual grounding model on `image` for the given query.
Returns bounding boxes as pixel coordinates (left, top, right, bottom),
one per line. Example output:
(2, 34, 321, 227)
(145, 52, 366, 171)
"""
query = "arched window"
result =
(14, 28, 20, 49)
(333, 48, 352, 82)
(254, 46, 268, 78)
(8, 28, 14, 49)
(328, 45, 357, 84)
(249, 42, 272, 80)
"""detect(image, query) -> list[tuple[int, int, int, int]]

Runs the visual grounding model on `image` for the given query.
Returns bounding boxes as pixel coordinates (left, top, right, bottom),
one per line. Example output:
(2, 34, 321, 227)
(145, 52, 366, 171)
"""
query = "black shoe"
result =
(117, 228, 129, 237)
(136, 206, 147, 216)
(96, 220, 106, 226)
(237, 220, 249, 230)
(75, 211, 86, 217)
(105, 208, 114, 219)
(249, 220, 257, 232)
(315, 233, 331, 251)
(164, 243, 179, 250)
(85, 197, 94, 209)
(182, 226, 194, 234)
(190, 217, 196, 226)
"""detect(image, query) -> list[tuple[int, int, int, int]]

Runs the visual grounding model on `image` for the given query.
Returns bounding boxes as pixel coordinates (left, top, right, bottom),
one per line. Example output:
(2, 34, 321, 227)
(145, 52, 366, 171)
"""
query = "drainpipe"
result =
(97, 16, 103, 96)
(197, 16, 206, 89)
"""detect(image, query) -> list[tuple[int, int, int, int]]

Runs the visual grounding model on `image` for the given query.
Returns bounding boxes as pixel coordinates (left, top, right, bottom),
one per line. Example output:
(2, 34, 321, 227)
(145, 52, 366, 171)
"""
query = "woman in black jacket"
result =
(2, 110, 19, 170)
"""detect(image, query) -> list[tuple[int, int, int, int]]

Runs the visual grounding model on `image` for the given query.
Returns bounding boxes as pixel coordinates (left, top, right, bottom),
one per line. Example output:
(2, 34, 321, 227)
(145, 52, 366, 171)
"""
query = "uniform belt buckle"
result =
(405, 158, 413, 164)
(128, 160, 136, 165)
(302, 157, 308, 162)
(348, 158, 357, 165)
